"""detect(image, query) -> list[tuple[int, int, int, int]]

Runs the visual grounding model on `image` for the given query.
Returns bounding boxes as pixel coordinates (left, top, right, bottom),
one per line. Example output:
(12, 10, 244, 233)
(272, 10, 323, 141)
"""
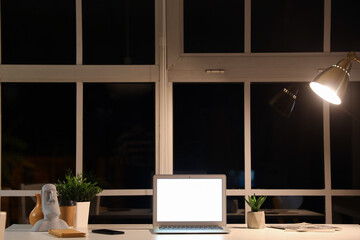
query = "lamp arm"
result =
(348, 51, 360, 63)
(353, 55, 360, 64)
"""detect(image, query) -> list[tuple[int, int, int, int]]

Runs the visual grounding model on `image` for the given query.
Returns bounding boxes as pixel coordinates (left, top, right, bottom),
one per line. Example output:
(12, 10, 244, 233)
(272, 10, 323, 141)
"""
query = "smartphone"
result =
(92, 229, 125, 235)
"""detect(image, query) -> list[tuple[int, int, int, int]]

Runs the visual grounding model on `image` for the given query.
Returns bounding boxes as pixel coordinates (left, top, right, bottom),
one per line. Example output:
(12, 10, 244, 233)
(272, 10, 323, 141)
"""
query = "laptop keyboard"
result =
(159, 226, 223, 230)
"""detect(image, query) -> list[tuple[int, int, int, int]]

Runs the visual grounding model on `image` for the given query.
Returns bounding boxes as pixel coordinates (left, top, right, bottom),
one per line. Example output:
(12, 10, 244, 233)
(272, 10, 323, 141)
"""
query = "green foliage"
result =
(245, 194, 267, 212)
(56, 171, 102, 202)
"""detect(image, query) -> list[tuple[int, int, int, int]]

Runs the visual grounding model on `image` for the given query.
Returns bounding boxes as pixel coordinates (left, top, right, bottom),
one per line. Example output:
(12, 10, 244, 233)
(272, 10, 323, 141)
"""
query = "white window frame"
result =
(0, 0, 163, 197)
(0, 0, 359, 225)
(166, 0, 360, 224)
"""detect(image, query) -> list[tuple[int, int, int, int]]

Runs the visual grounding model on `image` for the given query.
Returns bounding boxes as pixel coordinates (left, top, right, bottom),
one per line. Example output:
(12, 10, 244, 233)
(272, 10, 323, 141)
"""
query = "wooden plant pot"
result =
(247, 211, 265, 229)
(59, 201, 76, 227)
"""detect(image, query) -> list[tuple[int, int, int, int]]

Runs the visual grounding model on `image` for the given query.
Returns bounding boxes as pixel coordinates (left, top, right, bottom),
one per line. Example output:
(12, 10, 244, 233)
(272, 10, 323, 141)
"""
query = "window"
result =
(332, 197, 360, 223)
(184, 0, 244, 53)
(1, 0, 76, 64)
(330, 82, 360, 189)
(331, 0, 360, 52)
(1, 197, 38, 225)
(251, 83, 324, 189)
(227, 196, 245, 223)
(265, 196, 325, 223)
(1, 0, 360, 227)
(82, 0, 155, 64)
(89, 196, 152, 224)
(83, 83, 155, 189)
(173, 83, 244, 188)
(251, 0, 323, 52)
(1, 83, 76, 189)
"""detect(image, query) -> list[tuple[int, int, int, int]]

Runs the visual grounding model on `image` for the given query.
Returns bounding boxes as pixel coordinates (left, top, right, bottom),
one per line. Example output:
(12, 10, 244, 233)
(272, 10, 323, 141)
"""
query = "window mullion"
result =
(323, 101, 332, 223)
(244, 81, 251, 220)
(76, 0, 83, 65)
(159, 0, 172, 174)
(244, 0, 251, 53)
(323, 0, 331, 52)
(0, 84, 2, 191)
(0, 0, 2, 64)
(76, 82, 83, 175)
(159, 82, 173, 174)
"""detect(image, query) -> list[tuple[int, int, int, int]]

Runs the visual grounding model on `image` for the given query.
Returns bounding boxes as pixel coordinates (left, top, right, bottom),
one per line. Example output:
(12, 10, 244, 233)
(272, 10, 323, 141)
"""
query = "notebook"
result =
(152, 174, 230, 234)
(48, 229, 86, 238)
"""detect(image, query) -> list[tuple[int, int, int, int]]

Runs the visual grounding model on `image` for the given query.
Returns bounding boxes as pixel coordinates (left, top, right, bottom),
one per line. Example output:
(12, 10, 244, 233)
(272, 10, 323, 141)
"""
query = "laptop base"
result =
(151, 226, 230, 234)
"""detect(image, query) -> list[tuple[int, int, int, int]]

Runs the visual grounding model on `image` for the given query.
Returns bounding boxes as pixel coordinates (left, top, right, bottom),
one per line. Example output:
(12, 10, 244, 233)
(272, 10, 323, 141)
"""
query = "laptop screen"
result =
(154, 175, 225, 223)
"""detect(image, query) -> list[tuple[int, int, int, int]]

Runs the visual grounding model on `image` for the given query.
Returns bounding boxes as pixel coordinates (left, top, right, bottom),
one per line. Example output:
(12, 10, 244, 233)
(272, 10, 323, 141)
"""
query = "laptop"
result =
(151, 174, 230, 234)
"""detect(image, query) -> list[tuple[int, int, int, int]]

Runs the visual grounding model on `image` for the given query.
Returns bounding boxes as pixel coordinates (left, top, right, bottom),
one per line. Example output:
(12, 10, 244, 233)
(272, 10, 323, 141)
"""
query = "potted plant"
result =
(245, 194, 267, 229)
(56, 171, 102, 228)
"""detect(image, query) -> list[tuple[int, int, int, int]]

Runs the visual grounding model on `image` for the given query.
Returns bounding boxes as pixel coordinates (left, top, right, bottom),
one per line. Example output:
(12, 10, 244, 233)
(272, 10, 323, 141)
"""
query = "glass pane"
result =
(1, 196, 39, 227)
(89, 196, 247, 224)
(184, 0, 244, 53)
(251, 0, 323, 52)
(1, 0, 76, 64)
(262, 196, 324, 223)
(229, 196, 324, 224)
(227, 197, 245, 223)
(331, 0, 360, 52)
(173, 83, 244, 188)
(83, 83, 155, 189)
(2, 83, 76, 189)
(251, 83, 324, 189)
(89, 196, 152, 224)
(332, 197, 360, 224)
(330, 82, 360, 189)
(83, 0, 155, 64)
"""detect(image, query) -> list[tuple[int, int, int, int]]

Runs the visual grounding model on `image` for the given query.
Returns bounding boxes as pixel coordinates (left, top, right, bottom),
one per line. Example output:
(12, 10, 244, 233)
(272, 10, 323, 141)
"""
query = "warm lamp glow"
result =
(309, 82, 341, 105)
(309, 52, 357, 104)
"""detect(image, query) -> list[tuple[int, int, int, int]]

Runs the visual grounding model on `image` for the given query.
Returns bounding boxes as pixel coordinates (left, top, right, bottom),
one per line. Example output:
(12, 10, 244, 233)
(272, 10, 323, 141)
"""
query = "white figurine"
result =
(31, 184, 69, 232)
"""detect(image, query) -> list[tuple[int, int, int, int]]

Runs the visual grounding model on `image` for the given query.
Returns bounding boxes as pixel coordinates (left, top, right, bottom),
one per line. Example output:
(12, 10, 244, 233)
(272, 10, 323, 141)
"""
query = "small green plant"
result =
(245, 194, 267, 212)
(56, 170, 102, 203)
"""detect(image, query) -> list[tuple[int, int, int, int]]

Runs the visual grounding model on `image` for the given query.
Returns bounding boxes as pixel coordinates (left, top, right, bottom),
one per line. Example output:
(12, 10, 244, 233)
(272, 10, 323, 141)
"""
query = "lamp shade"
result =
(269, 85, 299, 118)
(309, 54, 353, 104)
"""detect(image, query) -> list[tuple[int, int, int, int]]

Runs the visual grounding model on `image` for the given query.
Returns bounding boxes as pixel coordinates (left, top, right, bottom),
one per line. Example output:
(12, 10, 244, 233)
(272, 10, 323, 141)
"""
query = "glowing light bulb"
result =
(309, 82, 341, 105)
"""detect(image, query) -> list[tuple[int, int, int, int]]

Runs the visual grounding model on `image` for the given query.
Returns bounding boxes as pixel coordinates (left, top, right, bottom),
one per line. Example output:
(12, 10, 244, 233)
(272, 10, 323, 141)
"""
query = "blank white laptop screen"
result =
(156, 178, 223, 222)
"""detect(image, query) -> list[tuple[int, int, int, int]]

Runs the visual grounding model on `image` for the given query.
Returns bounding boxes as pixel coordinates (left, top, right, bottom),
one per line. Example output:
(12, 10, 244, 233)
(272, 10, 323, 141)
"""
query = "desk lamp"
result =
(310, 51, 360, 104)
(269, 85, 299, 118)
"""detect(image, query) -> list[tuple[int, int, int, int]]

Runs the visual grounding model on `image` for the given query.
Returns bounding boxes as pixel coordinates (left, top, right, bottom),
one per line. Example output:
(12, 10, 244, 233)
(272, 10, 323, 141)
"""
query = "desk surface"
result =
(6, 224, 360, 240)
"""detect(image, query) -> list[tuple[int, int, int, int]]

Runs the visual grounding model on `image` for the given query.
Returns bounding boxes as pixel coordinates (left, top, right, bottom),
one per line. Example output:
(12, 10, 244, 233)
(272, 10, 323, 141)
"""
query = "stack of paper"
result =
(269, 222, 342, 232)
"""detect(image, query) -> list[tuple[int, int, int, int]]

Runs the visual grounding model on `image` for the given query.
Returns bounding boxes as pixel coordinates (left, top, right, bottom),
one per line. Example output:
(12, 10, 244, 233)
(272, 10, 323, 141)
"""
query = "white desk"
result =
(5, 224, 360, 240)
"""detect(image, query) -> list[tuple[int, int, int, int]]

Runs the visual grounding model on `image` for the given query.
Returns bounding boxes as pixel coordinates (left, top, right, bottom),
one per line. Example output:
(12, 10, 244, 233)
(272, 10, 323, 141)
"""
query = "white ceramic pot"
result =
(75, 202, 90, 228)
(247, 211, 265, 229)
(0, 212, 6, 240)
